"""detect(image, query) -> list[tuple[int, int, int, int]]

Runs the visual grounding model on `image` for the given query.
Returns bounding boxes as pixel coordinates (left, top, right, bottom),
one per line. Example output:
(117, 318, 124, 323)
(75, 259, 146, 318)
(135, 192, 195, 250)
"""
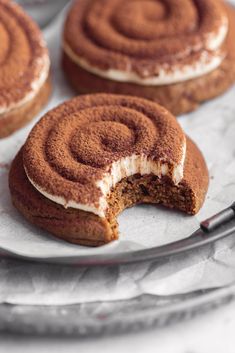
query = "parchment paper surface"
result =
(0, 8, 235, 305)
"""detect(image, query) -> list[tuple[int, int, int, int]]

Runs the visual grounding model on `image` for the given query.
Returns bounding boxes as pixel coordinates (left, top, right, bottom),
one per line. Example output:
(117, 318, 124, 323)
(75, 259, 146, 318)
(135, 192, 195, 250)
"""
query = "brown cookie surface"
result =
(9, 94, 209, 246)
(23, 94, 186, 211)
(0, 77, 51, 138)
(62, 0, 235, 115)
(0, 0, 51, 137)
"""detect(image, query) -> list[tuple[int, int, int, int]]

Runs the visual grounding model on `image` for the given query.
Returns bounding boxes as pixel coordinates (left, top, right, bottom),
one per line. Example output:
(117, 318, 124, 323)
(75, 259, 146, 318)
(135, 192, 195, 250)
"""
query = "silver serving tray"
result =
(1, 281, 235, 336)
(1, 206, 235, 337)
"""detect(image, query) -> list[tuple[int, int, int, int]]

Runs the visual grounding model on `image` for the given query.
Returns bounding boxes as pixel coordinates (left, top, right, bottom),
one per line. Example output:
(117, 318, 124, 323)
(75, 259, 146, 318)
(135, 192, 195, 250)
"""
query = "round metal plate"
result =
(1, 284, 235, 336)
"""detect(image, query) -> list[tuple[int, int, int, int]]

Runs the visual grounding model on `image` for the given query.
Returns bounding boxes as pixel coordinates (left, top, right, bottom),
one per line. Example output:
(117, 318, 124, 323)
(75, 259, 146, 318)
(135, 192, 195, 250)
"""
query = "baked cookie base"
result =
(0, 77, 51, 138)
(9, 138, 209, 247)
(62, 5, 235, 116)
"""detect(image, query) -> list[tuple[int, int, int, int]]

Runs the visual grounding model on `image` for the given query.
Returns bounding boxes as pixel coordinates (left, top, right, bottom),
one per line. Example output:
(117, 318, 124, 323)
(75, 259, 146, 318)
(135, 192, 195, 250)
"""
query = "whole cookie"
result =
(62, 0, 235, 115)
(9, 94, 209, 246)
(0, 0, 51, 138)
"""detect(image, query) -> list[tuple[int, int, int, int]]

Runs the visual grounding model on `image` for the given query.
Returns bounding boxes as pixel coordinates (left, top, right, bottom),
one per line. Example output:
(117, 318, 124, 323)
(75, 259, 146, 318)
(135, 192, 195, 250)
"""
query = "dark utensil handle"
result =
(200, 203, 235, 232)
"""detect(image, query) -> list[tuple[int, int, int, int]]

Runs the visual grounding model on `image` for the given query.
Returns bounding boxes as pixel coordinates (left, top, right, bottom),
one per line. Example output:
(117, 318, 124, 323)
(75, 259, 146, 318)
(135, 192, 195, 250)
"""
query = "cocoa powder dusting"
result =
(63, 0, 228, 77)
(0, 0, 48, 109)
(23, 94, 185, 206)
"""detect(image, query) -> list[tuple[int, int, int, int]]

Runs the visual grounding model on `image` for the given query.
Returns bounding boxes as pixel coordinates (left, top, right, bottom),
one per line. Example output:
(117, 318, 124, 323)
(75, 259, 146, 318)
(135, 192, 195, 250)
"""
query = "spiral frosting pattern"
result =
(23, 94, 186, 217)
(0, 0, 49, 113)
(63, 0, 228, 84)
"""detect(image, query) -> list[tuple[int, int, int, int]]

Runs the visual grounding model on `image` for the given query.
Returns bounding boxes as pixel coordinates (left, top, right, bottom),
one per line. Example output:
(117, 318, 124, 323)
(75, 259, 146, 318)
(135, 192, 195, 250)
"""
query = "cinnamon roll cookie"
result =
(9, 94, 209, 246)
(62, 0, 235, 115)
(0, 0, 51, 138)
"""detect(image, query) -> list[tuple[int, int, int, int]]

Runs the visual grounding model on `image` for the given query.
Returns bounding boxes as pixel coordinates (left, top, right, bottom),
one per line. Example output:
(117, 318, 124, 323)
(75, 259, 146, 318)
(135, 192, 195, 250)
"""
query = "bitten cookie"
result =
(9, 94, 209, 246)
(0, 0, 51, 138)
(62, 0, 235, 115)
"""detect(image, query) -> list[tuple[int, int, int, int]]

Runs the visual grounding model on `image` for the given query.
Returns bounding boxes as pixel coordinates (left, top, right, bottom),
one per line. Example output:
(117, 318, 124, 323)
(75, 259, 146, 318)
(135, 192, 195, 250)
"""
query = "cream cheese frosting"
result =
(63, 14, 228, 86)
(0, 51, 50, 116)
(63, 43, 226, 86)
(25, 141, 186, 218)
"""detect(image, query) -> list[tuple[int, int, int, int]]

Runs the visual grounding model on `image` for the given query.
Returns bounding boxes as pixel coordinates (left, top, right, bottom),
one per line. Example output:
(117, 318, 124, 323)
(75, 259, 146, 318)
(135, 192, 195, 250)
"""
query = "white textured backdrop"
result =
(0, 4, 235, 305)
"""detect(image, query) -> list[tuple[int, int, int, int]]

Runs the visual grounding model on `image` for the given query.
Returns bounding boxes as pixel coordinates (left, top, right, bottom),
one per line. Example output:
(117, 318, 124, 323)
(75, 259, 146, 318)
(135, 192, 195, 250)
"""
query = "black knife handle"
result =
(201, 202, 235, 232)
